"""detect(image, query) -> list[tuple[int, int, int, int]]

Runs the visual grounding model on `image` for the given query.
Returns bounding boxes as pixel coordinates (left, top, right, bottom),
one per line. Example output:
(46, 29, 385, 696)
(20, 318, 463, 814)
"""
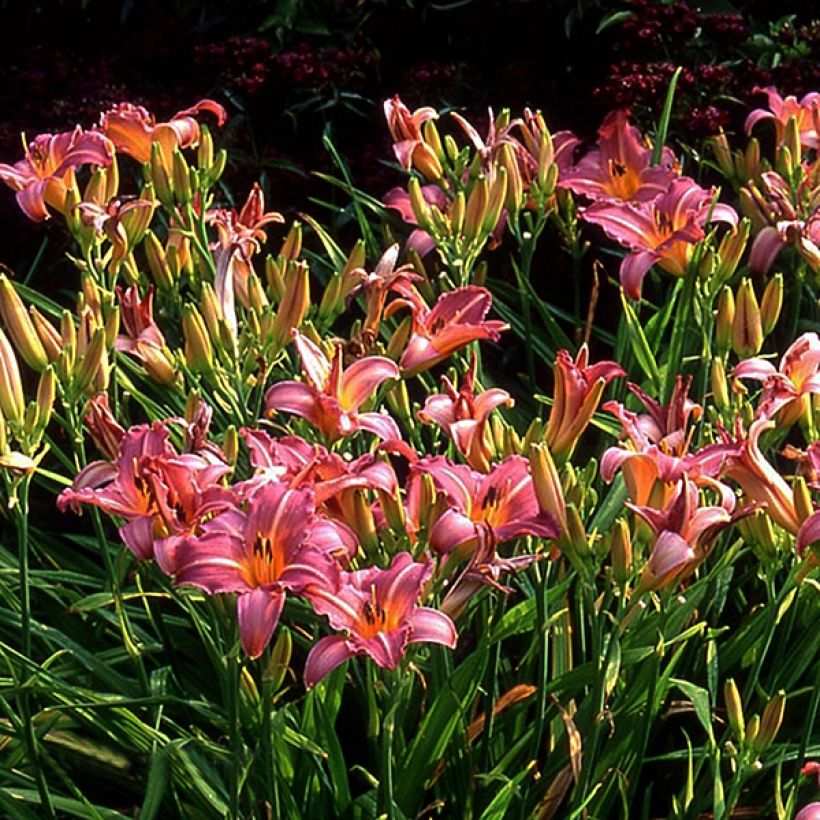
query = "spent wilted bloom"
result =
(0, 127, 114, 221)
(265, 330, 401, 442)
(383, 95, 442, 178)
(582, 177, 738, 299)
(560, 109, 679, 203)
(745, 86, 820, 149)
(115, 285, 176, 385)
(175, 481, 343, 659)
(304, 552, 456, 686)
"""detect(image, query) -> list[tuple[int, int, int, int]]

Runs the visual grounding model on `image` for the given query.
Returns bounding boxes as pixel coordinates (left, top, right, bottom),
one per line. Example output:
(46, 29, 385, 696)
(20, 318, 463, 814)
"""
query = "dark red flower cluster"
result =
(273, 42, 376, 90)
(620, 0, 698, 47)
(194, 36, 271, 97)
(699, 12, 749, 44)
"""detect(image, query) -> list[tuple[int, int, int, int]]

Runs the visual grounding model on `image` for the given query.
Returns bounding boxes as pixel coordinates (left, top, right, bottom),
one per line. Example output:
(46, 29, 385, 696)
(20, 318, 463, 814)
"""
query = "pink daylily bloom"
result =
(545, 344, 624, 459)
(582, 177, 738, 299)
(57, 422, 176, 560)
(561, 109, 679, 203)
(304, 552, 456, 686)
(745, 171, 820, 276)
(629, 477, 750, 590)
(176, 481, 342, 659)
(794, 802, 820, 820)
(100, 99, 226, 167)
(734, 332, 820, 425)
(77, 196, 157, 266)
(745, 86, 820, 149)
(413, 455, 559, 558)
(265, 331, 400, 442)
(796, 509, 820, 559)
(0, 127, 114, 221)
(389, 285, 508, 376)
(418, 354, 512, 472)
(602, 377, 733, 507)
(716, 418, 800, 535)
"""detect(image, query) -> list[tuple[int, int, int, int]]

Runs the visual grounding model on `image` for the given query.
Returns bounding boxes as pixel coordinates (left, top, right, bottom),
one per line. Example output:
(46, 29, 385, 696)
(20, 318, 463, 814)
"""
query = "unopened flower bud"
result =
(264, 626, 292, 691)
(412, 142, 443, 182)
(499, 144, 523, 213)
(529, 443, 568, 532)
(724, 678, 745, 741)
(385, 380, 412, 426)
(29, 307, 61, 363)
(760, 273, 783, 337)
(464, 175, 489, 242)
(207, 149, 227, 187)
(387, 315, 413, 361)
(711, 357, 730, 411)
(408, 177, 433, 232)
(73, 327, 106, 396)
(793, 475, 814, 525)
(182, 304, 214, 375)
(149, 142, 173, 207)
(783, 116, 802, 169)
(280, 221, 302, 262)
(222, 425, 239, 466)
(0, 328, 25, 424)
(745, 714, 760, 749)
(197, 125, 214, 171)
(710, 129, 735, 179)
(753, 691, 785, 754)
(31, 366, 55, 436)
(421, 118, 445, 164)
(715, 286, 735, 354)
(172, 149, 192, 205)
(353, 489, 379, 556)
(449, 191, 466, 237)
(272, 262, 310, 348)
(144, 230, 174, 290)
(611, 517, 632, 586)
(732, 279, 763, 359)
(484, 167, 508, 236)
(714, 219, 750, 283)
(0, 275, 48, 372)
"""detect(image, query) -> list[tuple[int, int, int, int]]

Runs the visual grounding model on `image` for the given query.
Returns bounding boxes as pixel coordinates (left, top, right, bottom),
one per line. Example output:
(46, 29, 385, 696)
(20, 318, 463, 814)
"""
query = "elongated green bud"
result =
(0, 274, 48, 372)
(715, 286, 735, 354)
(724, 678, 744, 741)
(753, 691, 785, 754)
(732, 279, 763, 359)
(172, 149, 192, 205)
(760, 273, 783, 337)
(0, 327, 25, 423)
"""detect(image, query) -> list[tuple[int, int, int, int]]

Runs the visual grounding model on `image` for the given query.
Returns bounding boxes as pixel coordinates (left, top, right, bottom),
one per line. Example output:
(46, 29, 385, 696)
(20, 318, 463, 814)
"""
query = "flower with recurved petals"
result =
(389, 285, 508, 376)
(101, 99, 226, 167)
(176, 481, 343, 659)
(546, 344, 624, 460)
(0, 127, 114, 221)
(418, 355, 512, 472)
(304, 552, 456, 686)
(630, 476, 751, 591)
(561, 109, 679, 203)
(734, 332, 820, 426)
(745, 86, 820, 149)
(265, 331, 400, 443)
(582, 177, 738, 299)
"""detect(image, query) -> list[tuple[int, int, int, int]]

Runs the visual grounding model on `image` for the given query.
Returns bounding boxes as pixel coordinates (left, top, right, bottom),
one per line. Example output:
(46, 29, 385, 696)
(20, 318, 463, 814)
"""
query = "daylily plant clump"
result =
(0, 84, 817, 819)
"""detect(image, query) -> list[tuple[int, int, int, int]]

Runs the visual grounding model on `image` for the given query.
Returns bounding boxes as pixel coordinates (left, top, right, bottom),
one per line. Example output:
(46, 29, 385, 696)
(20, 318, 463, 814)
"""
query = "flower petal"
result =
(238, 587, 285, 659)
(304, 635, 354, 688)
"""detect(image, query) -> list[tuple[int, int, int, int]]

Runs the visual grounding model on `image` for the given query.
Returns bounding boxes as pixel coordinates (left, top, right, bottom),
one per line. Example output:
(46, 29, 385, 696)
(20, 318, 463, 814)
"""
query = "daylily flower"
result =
(796, 508, 820, 559)
(734, 332, 820, 426)
(0, 127, 114, 221)
(175, 481, 342, 659)
(745, 86, 820, 149)
(744, 171, 820, 276)
(57, 422, 225, 562)
(418, 354, 513, 472)
(629, 476, 750, 590)
(303, 552, 456, 686)
(387, 285, 508, 376)
(602, 377, 732, 507)
(265, 331, 401, 442)
(545, 344, 624, 460)
(716, 418, 800, 535)
(383, 95, 442, 178)
(83, 392, 126, 461)
(515, 109, 579, 203)
(207, 183, 284, 329)
(413, 455, 559, 559)
(451, 107, 521, 169)
(100, 99, 226, 167)
(582, 177, 738, 299)
(561, 109, 679, 203)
